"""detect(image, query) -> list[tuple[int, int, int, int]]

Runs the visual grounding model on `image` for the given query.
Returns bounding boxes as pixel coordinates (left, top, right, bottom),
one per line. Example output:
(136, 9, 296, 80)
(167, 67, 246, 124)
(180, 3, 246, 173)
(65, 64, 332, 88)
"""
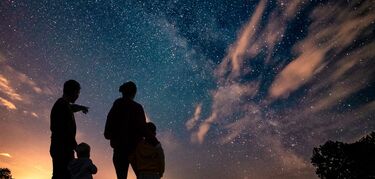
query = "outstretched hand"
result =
(80, 105, 89, 114)
(71, 104, 89, 114)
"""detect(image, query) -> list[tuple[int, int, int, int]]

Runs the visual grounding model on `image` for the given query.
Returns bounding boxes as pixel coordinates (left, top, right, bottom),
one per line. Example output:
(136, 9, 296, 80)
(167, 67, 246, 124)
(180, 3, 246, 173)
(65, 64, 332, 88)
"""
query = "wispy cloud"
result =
(302, 38, 375, 114)
(0, 74, 23, 101)
(216, 0, 308, 79)
(216, 0, 266, 78)
(192, 112, 216, 144)
(190, 83, 259, 143)
(0, 97, 17, 110)
(187, 0, 375, 176)
(0, 153, 12, 158)
(0, 53, 54, 112)
(185, 103, 202, 130)
(269, 1, 375, 100)
(190, 0, 375, 145)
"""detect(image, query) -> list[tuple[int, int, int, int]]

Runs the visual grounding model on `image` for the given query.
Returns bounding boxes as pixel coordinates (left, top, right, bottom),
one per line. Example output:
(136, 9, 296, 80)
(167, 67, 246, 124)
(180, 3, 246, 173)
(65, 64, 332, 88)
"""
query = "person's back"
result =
(68, 143, 97, 179)
(69, 158, 97, 179)
(50, 97, 76, 151)
(135, 122, 165, 179)
(105, 97, 145, 151)
(135, 140, 165, 178)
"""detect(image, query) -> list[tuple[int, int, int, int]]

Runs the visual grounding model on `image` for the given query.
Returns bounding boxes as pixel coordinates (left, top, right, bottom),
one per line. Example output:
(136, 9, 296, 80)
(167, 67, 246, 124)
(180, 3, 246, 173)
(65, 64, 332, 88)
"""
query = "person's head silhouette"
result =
(76, 142, 91, 158)
(63, 80, 81, 103)
(119, 81, 137, 99)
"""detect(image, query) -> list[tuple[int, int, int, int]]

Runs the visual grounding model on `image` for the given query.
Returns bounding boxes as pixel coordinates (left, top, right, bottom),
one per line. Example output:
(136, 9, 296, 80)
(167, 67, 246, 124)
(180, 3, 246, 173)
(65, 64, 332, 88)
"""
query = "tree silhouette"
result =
(311, 132, 375, 179)
(0, 168, 12, 179)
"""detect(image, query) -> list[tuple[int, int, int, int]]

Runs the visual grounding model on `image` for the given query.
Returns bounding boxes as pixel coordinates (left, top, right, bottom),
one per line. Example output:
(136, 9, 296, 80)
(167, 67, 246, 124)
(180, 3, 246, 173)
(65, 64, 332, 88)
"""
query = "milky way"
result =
(0, 0, 374, 178)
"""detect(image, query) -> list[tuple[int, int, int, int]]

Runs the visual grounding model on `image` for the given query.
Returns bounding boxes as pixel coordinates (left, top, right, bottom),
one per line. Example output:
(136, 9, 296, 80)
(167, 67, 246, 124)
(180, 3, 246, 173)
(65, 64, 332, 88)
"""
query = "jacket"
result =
(104, 98, 158, 151)
(68, 158, 97, 179)
(134, 140, 165, 177)
(50, 98, 77, 153)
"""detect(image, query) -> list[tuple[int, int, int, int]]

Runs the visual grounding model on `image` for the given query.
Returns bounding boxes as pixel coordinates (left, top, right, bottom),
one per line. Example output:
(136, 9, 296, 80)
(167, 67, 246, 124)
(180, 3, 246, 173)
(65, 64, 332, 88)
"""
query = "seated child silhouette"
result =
(132, 122, 165, 179)
(68, 142, 97, 179)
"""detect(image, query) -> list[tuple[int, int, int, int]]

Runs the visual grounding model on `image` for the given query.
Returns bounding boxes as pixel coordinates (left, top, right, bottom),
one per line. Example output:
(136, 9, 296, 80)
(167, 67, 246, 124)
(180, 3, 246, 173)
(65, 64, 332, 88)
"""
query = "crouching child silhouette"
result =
(131, 122, 165, 179)
(68, 143, 97, 179)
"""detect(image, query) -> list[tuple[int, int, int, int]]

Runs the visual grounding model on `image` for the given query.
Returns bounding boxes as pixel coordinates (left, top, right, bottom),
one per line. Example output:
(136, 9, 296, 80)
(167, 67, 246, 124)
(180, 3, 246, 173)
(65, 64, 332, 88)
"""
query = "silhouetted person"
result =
(132, 122, 165, 179)
(68, 142, 97, 179)
(50, 80, 89, 179)
(104, 81, 158, 179)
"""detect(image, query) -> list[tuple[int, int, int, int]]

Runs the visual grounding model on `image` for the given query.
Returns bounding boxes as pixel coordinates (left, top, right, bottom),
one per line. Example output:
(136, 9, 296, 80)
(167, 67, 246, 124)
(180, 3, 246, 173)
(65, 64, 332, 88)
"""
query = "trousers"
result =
(50, 149, 74, 179)
(113, 148, 137, 179)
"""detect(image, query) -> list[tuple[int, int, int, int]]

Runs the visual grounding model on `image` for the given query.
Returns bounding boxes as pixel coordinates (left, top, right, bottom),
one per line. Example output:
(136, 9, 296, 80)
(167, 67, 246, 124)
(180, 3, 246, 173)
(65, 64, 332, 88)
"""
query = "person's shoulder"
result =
(118, 98, 144, 110)
(133, 101, 143, 108)
(114, 98, 122, 103)
(124, 99, 143, 109)
(112, 98, 123, 106)
(55, 98, 67, 104)
(52, 98, 68, 109)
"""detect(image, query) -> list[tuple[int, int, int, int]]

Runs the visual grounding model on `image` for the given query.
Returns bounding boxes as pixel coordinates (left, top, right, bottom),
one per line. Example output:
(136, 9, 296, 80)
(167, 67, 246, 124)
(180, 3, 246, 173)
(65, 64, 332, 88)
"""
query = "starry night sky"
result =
(0, 0, 374, 178)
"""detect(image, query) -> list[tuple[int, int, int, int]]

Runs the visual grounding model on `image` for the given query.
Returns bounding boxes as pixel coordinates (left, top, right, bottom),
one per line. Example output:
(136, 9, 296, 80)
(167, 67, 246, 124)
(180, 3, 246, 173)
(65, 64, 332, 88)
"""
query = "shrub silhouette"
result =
(311, 132, 375, 179)
(0, 168, 12, 179)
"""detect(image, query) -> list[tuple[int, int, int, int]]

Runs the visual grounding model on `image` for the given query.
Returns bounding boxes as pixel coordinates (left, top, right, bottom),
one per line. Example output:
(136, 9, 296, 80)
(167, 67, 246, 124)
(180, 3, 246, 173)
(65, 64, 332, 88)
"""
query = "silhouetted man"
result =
(50, 80, 89, 179)
(104, 81, 158, 179)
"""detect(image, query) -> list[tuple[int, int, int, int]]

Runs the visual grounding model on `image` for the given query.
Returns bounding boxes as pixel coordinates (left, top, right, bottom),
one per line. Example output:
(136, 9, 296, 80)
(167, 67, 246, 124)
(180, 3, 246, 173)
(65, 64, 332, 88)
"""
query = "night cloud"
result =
(0, 97, 16, 110)
(185, 103, 202, 130)
(187, 0, 375, 177)
(269, 0, 375, 100)
(0, 153, 12, 158)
